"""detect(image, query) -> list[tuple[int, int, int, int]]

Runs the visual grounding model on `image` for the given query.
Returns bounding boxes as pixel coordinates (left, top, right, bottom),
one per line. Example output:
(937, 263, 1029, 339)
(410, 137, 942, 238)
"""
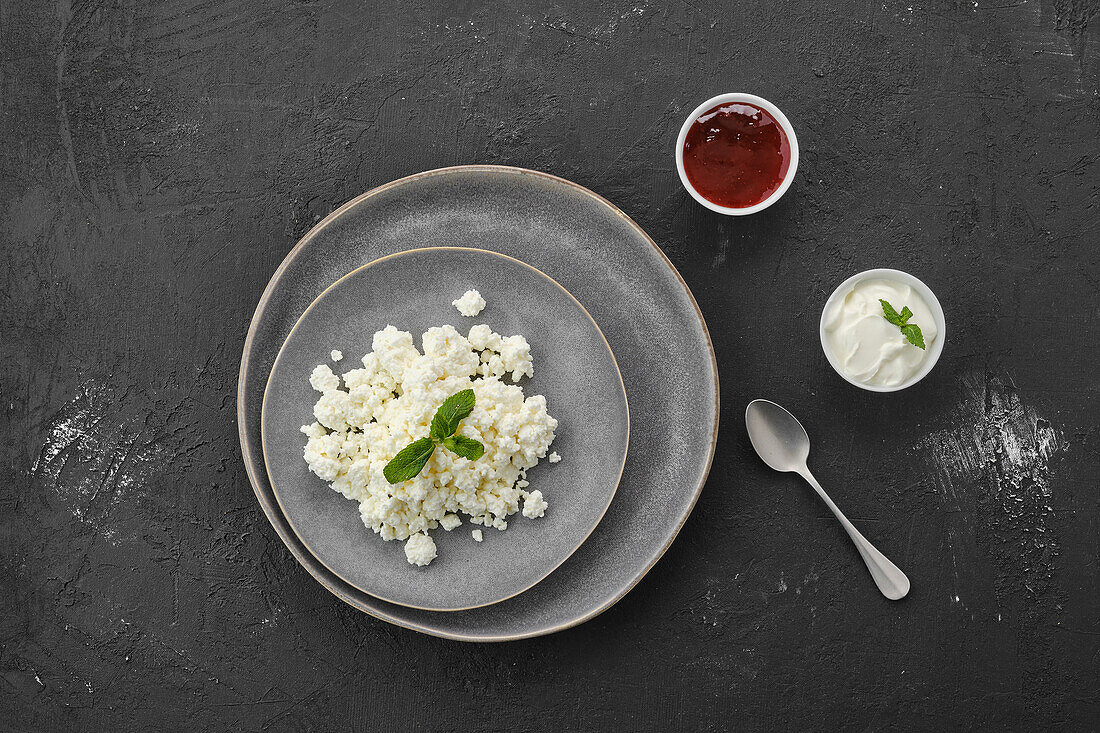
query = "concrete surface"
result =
(2, 0, 1097, 730)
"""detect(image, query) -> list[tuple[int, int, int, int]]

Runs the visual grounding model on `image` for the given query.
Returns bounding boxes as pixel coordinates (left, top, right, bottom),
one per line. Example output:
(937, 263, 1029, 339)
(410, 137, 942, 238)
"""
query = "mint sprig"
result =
(879, 299, 926, 350)
(383, 389, 484, 484)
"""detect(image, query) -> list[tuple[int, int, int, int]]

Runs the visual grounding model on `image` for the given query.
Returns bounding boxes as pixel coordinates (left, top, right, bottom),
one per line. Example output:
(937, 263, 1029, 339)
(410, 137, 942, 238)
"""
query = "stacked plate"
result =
(237, 166, 718, 640)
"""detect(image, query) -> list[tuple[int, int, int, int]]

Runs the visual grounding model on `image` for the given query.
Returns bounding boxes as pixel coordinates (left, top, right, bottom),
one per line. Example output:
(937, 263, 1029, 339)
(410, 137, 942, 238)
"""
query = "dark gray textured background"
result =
(2, 1, 1098, 730)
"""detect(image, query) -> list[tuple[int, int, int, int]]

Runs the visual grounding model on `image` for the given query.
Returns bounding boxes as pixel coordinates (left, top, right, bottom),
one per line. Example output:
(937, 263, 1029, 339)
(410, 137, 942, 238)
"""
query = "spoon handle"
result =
(797, 467, 911, 600)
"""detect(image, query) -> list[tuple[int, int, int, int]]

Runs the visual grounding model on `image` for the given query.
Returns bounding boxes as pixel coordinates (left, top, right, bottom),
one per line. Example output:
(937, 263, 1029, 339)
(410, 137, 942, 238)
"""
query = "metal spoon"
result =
(745, 399, 911, 600)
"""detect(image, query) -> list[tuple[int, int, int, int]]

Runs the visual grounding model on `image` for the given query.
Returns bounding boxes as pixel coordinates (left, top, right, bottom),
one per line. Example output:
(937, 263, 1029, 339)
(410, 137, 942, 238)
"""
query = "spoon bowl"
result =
(745, 399, 810, 472)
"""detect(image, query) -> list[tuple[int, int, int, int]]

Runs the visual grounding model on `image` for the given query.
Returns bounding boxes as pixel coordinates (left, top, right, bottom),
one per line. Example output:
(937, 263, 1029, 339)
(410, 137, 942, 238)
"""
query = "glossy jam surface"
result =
(682, 102, 791, 208)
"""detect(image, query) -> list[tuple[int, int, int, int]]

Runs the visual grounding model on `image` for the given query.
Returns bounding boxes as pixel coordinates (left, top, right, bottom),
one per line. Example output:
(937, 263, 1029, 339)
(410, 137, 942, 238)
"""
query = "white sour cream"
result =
(822, 278, 938, 387)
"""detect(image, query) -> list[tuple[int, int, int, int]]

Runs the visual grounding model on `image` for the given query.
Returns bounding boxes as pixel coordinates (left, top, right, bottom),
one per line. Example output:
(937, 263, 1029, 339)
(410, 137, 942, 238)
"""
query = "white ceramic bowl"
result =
(819, 268, 947, 393)
(675, 93, 799, 216)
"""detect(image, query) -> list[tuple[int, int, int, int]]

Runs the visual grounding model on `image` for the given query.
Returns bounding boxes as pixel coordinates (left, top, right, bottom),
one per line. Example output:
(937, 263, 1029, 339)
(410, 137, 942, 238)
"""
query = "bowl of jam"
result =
(675, 93, 799, 216)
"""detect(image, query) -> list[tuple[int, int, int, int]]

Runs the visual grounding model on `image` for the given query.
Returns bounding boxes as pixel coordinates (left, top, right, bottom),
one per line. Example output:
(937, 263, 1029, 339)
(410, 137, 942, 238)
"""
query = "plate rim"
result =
(237, 165, 720, 641)
(260, 246, 630, 611)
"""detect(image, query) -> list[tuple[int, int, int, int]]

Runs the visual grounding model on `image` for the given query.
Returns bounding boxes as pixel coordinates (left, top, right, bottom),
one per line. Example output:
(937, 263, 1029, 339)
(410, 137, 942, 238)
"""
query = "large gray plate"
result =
(262, 248, 628, 610)
(238, 166, 719, 641)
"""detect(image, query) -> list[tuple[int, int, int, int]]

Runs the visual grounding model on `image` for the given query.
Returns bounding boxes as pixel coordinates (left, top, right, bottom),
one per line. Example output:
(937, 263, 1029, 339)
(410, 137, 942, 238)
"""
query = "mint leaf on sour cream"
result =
(879, 299, 926, 350)
(899, 323, 926, 350)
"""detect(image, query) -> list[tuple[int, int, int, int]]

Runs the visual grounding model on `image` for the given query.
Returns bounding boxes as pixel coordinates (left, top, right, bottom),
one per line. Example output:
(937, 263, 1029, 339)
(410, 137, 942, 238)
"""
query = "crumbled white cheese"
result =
(498, 335, 534, 381)
(404, 533, 437, 566)
(471, 529, 483, 542)
(548, 451, 561, 463)
(309, 364, 341, 393)
(301, 324, 557, 566)
(331, 349, 343, 361)
(467, 324, 498, 350)
(522, 489, 547, 519)
(452, 289, 486, 317)
(469, 326, 532, 382)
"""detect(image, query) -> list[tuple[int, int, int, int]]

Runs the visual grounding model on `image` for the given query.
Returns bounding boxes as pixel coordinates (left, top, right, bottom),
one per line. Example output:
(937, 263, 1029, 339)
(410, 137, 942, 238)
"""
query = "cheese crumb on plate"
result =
(452, 289, 486, 317)
(404, 533, 437, 566)
(522, 489, 547, 519)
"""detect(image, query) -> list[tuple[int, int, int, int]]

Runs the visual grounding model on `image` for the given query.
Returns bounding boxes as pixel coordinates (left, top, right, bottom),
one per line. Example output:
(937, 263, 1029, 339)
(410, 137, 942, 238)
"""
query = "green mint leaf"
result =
(429, 389, 476, 441)
(383, 437, 435, 484)
(900, 323, 926, 350)
(882, 299, 926, 349)
(879, 299, 904, 326)
(442, 434, 485, 460)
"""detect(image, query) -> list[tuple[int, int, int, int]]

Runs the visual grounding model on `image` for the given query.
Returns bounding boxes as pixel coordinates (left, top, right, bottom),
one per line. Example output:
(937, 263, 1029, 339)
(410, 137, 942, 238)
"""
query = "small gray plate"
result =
(261, 248, 629, 611)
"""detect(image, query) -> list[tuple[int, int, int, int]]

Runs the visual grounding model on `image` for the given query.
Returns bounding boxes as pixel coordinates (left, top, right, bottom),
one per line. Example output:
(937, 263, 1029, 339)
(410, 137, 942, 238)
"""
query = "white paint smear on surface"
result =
(32, 380, 164, 545)
(919, 372, 1064, 512)
(917, 371, 1066, 602)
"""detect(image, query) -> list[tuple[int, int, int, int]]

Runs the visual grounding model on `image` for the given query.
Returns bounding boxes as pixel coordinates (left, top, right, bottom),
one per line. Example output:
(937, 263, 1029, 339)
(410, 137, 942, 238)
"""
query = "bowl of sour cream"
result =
(820, 269, 946, 392)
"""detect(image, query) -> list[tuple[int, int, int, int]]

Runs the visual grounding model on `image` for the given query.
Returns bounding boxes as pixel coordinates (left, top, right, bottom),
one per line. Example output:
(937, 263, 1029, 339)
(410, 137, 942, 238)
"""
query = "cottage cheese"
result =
(404, 533, 436, 566)
(301, 323, 557, 566)
(548, 451, 561, 463)
(522, 489, 547, 519)
(452, 290, 486, 317)
(330, 349, 343, 362)
(471, 529, 483, 542)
